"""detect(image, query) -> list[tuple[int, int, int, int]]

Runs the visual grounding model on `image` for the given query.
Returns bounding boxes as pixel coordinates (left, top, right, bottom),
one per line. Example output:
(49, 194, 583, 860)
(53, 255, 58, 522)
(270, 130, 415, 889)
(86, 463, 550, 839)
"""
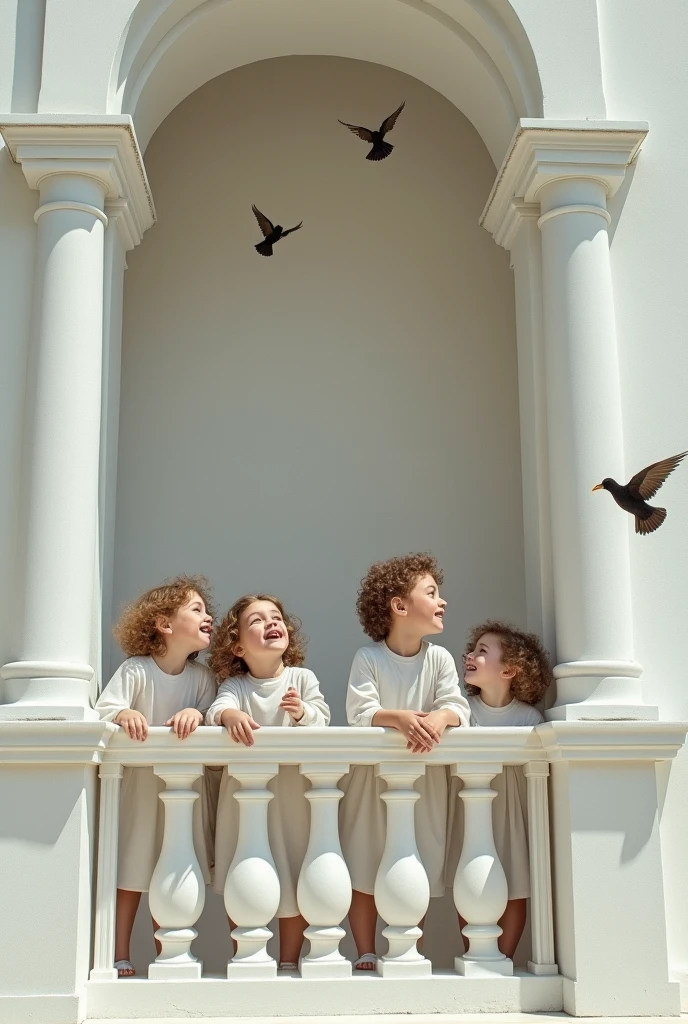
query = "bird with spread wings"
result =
(592, 451, 687, 534)
(338, 101, 406, 161)
(252, 204, 303, 257)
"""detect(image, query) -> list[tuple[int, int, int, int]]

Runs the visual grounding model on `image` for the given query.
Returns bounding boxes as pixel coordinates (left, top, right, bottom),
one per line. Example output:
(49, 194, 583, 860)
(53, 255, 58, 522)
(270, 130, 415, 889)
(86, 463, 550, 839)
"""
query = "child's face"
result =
(463, 632, 513, 689)
(166, 591, 213, 652)
(235, 600, 289, 665)
(397, 574, 446, 636)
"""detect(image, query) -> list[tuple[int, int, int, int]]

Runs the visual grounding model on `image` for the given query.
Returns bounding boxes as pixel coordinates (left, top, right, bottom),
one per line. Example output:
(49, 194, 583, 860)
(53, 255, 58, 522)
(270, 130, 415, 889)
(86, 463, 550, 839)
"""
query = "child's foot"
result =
(115, 959, 135, 978)
(353, 953, 378, 971)
(278, 961, 298, 971)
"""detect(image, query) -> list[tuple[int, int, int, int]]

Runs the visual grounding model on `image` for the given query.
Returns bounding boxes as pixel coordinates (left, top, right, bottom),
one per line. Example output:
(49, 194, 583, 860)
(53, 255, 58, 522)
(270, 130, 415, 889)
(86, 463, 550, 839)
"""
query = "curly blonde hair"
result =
(464, 620, 552, 705)
(357, 553, 444, 642)
(113, 575, 214, 660)
(207, 594, 307, 680)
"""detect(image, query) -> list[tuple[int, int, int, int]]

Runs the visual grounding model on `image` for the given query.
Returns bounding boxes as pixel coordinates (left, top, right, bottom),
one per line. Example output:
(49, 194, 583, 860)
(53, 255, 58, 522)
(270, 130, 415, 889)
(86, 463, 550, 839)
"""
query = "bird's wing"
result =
(379, 101, 405, 135)
(252, 204, 274, 238)
(627, 451, 688, 499)
(281, 221, 303, 237)
(338, 120, 374, 143)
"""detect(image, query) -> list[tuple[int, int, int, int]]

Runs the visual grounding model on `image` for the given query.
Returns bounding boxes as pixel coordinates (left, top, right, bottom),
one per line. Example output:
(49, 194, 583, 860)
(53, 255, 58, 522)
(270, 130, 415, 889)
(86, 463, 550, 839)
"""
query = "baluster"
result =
(148, 764, 205, 979)
(452, 763, 512, 976)
(297, 763, 352, 978)
(225, 764, 280, 978)
(374, 763, 431, 977)
(524, 761, 558, 975)
(90, 762, 123, 980)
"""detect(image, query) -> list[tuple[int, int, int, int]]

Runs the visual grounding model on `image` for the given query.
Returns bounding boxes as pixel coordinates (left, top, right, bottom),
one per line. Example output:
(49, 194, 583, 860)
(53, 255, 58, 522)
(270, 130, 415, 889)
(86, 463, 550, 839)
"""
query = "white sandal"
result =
(114, 959, 135, 978)
(278, 961, 298, 971)
(353, 953, 378, 971)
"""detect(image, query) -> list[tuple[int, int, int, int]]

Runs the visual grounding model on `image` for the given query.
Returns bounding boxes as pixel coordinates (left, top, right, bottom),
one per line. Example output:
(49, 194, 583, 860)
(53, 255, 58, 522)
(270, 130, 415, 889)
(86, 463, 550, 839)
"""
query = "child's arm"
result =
(206, 680, 259, 747)
(279, 670, 331, 726)
(95, 661, 148, 741)
(422, 648, 471, 740)
(346, 651, 437, 752)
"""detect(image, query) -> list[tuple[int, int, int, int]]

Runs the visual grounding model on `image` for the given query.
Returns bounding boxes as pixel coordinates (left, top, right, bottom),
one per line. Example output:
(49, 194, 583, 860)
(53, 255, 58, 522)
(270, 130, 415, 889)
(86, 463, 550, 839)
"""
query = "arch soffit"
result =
(109, 0, 543, 165)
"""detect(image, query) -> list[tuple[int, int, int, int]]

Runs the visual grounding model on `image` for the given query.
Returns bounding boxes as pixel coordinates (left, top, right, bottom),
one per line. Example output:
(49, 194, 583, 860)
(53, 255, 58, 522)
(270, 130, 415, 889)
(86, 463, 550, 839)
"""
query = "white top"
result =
(468, 694, 544, 727)
(95, 656, 216, 725)
(206, 665, 330, 727)
(346, 640, 469, 728)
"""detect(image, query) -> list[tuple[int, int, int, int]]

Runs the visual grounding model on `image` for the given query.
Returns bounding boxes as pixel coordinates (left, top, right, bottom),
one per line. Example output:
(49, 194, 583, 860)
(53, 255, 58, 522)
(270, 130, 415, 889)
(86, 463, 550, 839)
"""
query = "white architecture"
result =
(1, 1, 688, 1022)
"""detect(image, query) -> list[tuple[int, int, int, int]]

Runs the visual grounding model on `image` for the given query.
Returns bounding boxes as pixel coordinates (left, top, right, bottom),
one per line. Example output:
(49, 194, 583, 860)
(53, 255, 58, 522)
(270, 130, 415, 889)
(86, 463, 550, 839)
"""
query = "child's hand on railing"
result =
(165, 707, 204, 739)
(220, 708, 261, 746)
(115, 708, 149, 741)
(390, 709, 437, 753)
(279, 687, 305, 722)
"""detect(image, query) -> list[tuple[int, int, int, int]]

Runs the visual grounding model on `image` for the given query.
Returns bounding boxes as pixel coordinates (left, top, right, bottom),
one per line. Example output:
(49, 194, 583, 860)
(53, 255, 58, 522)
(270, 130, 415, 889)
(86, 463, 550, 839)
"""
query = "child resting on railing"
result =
(205, 593, 330, 971)
(339, 553, 470, 971)
(445, 620, 552, 959)
(95, 575, 217, 978)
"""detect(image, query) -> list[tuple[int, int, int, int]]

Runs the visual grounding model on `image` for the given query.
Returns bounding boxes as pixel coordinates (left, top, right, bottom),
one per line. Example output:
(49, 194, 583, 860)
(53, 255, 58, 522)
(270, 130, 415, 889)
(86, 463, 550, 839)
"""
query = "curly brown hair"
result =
(356, 553, 444, 642)
(207, 594, 307, 680)
(113, 575, 214, 660)
(464, 620, 552, 704)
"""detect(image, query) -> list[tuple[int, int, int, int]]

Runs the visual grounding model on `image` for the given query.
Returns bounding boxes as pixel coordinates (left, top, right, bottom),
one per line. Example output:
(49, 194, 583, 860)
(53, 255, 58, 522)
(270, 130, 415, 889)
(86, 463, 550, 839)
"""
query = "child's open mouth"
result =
(200, 624, 212, 636)
(265, 629, 283, 640)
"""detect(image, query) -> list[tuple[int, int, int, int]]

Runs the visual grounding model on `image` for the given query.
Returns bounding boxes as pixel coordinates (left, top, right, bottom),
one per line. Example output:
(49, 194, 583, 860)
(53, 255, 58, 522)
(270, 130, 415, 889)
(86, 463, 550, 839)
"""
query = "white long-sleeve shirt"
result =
(95, 656, 216, 725)
(206, 666, 330, 727)
(346, 640, 470, 728)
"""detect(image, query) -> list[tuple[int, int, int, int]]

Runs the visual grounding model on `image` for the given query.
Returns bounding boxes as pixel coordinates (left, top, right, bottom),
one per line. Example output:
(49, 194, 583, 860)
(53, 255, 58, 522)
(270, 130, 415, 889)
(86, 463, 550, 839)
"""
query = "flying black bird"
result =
(338, 101, 406, 161)
(252, 205, 303, 257)
(592, 451, 688, 534)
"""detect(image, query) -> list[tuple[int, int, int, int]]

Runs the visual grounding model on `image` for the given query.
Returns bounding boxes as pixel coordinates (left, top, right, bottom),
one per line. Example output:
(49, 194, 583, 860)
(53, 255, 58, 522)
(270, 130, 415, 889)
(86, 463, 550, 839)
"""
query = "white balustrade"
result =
(524, 761, 558, 975)
(297, 763, 352, 977)
(224, 764, 281, 978)
(148, 764, 206, 978)
(374, 763, 431, 977)
(90, 762, 123, 980)
(452, 763, 512, 976)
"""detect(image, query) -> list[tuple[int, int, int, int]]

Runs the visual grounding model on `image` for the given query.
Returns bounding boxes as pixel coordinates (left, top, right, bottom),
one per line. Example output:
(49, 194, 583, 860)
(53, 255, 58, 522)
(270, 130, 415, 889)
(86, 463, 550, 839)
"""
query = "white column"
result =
(297, 763, 352, 978)
(148, 765, 205, 979)
(480, 122, 654, 721)
(524, 761, 557, 975)
(0, 119, 153, 720)
(224, 764, 280, 978)
(374, 763, 431, 978)
(452, 763, 512, 976)
(90, 762, 123, 981)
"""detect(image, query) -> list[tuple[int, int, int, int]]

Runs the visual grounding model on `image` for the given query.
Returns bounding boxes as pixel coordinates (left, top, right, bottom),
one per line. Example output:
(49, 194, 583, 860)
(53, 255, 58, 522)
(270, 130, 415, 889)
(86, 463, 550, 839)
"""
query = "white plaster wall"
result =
(598, 0, 688, 990)
(111, 56, 525, 722)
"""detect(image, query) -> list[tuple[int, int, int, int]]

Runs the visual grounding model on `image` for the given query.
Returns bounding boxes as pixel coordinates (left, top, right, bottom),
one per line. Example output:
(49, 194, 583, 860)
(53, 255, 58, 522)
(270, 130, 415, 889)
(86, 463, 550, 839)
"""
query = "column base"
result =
(0, 663, 98, 721)
(546, 703, 658, 722)
(455, 955, 514, 977)
(227, 960, 277, 979)
(89, 966, 118, 981)
(300, 958, 352, 979)
(148, 960, 202, 980)
(377, 956, 432, 978)
(528, 960, 559, 976)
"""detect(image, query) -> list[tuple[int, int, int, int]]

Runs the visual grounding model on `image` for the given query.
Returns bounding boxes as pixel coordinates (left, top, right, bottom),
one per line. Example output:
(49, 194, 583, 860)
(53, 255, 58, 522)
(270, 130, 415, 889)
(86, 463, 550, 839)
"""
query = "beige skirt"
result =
(213, 765, 310, 918)
(338, 764, 449, 898)
(444, 765, 530, 899)
(117, 766, 212, 892)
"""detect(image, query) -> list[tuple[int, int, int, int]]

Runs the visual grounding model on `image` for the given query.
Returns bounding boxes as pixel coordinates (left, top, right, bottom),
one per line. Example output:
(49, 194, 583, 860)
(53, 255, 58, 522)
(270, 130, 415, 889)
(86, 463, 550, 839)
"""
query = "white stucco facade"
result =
(1, 2, 688, 1022)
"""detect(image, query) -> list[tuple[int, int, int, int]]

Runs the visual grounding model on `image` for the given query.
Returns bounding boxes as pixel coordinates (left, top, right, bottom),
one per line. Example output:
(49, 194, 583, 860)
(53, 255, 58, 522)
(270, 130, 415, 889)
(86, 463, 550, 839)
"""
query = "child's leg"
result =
(349, 890, 378, 969)
(226, 915, 238, 956)
(115, 888, 142, 971)
(457, 898, 527, 961)
(279, 913, 307, 965)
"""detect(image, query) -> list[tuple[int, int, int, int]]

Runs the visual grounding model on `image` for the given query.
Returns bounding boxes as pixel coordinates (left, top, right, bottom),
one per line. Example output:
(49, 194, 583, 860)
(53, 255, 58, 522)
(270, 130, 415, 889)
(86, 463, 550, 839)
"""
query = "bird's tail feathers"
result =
(636, 507, 667, 535)
(255, 240, 273, 257)
(367, 140, 394, 161)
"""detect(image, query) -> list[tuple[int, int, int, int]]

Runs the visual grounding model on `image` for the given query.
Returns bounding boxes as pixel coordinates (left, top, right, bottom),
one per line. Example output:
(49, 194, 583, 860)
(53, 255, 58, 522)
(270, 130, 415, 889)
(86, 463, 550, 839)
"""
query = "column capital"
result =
(481, 119, 648, 249)
(0, 114, 155, 246)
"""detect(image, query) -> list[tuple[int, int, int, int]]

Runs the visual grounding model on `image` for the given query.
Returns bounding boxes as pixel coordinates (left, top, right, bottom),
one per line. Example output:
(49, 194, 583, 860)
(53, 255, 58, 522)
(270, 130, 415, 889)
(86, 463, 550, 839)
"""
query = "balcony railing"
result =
(86, 725, 560, 1016)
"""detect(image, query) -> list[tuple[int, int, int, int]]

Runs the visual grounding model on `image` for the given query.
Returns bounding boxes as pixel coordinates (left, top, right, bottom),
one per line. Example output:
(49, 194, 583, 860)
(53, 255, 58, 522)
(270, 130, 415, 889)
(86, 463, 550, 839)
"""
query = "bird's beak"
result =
(592, 483, 604, 492)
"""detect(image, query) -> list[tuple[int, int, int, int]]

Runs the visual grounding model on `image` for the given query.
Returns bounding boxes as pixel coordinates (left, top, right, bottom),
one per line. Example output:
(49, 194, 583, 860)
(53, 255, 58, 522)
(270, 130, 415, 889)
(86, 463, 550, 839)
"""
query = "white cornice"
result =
(481, 119, 649, 249)
(0, 721, 117, 764)
(538, 721, 687, 762)
(0, 114, 155, 245)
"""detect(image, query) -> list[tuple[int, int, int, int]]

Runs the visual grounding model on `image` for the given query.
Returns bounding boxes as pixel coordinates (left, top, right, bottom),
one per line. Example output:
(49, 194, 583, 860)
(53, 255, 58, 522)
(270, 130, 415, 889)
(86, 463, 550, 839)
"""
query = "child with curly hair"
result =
(205, 594, 330, 970)
(339, 553, 470, 971)
(445, 620, 551, 960)
(95, 575, 216, 977)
